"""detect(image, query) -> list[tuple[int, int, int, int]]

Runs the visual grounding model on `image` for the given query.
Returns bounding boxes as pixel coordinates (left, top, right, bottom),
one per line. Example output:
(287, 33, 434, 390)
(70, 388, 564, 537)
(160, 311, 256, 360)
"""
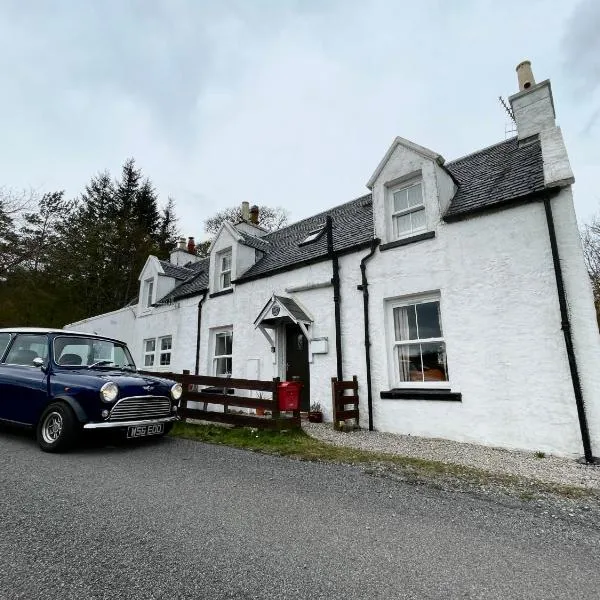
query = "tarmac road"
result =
(1, 427, 599, 599)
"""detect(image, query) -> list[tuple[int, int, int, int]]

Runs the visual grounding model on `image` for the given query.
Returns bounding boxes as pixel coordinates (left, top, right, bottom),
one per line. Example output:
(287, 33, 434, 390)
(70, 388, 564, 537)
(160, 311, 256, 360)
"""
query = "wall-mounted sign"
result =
(271, 305, 280, 316)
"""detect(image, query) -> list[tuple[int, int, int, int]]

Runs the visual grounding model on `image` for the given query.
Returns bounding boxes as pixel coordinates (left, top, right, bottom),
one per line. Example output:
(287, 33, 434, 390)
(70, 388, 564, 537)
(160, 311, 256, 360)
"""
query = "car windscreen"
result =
(53, 336, 136, 370)
(0, 333, 11, 360)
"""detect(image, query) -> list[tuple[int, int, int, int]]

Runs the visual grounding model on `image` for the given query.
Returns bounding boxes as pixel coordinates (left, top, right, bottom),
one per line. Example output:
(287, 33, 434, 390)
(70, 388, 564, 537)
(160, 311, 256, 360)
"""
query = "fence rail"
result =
(138, 370, 301, 430)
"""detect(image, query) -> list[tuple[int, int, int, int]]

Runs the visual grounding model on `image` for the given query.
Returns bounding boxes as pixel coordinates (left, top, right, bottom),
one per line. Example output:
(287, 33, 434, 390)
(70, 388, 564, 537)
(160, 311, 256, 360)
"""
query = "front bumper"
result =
(83, 416, 177, 430)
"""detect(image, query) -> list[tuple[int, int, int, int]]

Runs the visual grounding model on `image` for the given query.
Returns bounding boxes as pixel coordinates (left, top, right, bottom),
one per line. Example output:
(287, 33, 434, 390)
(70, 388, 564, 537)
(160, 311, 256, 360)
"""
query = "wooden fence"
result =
(138, 370, 301, 430)
(331, 375, 359, 428)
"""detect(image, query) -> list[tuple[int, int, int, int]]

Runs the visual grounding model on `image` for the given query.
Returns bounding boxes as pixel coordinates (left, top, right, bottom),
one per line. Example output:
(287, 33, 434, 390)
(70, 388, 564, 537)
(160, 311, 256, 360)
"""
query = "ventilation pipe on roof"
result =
(516, 60, 535, 91)
(241, 201, 250, 221)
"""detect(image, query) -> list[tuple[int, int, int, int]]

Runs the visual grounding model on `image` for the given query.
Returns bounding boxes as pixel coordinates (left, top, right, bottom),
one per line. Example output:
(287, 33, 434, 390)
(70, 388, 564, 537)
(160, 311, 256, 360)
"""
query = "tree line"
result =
(0, 160, 288, 328)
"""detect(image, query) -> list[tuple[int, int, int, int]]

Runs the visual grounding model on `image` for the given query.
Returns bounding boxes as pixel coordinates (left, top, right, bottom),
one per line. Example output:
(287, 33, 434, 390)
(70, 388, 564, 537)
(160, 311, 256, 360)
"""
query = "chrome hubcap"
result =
(42, 412, 63, 444)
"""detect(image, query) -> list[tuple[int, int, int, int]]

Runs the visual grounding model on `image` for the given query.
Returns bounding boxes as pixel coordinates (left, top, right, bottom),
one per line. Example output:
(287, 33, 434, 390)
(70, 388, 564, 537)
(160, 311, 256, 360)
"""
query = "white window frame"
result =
(388, 179, 426, 241)
(385, 293, 448, 389)
(212, 328, 233, 377)
(158, 335, 172, 367)
(217, 249, 232, 291)
(143, 338, 156, 367)
(143, 278, 155, 308)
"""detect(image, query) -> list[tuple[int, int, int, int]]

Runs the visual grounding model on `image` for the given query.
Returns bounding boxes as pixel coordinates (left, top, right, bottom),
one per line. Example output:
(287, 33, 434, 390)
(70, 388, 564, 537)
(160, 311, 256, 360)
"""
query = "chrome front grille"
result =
(108, 396, 171, 422)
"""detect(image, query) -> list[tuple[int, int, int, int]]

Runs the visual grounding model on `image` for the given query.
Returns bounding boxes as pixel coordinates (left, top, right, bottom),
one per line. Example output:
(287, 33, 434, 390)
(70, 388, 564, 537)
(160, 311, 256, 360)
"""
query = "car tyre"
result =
(36, 403, 80, 453)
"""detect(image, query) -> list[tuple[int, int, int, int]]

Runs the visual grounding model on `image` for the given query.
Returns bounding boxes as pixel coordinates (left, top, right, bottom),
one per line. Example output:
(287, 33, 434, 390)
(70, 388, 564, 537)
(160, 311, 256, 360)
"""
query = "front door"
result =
(285, 323, 310, 411)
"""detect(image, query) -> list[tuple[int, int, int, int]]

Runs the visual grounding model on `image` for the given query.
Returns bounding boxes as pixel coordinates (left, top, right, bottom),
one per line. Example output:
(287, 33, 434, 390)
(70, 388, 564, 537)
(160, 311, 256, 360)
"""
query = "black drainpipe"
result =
(544, 196, 595, 463)
(326, 216, 343, 381)
(195, 291, 207, 375)
(358, 238, 380, 431)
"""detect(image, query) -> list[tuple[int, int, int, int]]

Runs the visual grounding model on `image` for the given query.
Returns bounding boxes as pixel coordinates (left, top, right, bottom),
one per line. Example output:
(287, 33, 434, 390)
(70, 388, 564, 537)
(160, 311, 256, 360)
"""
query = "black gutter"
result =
(544, 196, 595, 463)
(194, 291, 207, 375)
(327, 216, 343, 381)
(357, 238, 380, 431)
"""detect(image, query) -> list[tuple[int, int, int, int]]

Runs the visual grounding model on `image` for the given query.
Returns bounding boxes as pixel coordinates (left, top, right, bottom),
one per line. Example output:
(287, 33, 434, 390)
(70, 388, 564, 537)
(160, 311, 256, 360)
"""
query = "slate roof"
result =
(238, 230, 270, 252)
(155, 135, 546, 299)
(275, 296, 311, 323)
(444, 137, 545, 219)
(236, 194, 374, 282)
(158, 257, 209, 303)
(158, 260, 195, 280)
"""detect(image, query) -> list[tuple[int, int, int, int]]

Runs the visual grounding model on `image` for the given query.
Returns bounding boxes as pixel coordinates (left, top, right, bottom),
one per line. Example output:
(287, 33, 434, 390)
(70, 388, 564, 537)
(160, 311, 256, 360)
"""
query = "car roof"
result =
(0, 328, 122, 342)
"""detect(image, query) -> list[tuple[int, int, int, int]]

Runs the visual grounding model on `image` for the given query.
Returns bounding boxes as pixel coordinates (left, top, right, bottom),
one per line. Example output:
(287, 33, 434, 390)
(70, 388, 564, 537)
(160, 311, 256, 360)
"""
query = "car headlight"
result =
(171, 383, 183, 401)
(100, 382, 119, 403)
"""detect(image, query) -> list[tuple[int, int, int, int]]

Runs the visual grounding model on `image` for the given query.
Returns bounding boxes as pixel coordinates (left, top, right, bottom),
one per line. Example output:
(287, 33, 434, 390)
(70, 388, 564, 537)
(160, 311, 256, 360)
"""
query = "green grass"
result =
(170, 421, 595, 500)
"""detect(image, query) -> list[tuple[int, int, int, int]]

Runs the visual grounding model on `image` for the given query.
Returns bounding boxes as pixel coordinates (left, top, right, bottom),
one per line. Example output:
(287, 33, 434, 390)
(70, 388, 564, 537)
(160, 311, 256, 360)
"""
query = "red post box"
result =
(278, 381, 303, 411)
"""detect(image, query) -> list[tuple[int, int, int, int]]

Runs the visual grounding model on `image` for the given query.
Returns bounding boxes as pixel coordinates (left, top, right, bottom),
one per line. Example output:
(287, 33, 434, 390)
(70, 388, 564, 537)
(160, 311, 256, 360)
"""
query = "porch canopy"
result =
(254, 294, 312, 348)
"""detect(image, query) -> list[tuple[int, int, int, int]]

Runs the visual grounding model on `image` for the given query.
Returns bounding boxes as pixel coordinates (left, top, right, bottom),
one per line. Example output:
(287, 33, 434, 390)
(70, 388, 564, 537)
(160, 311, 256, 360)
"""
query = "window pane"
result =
(215, 333, 230, 356)
(159, 352, 171, 366)
(393, 189, 408, 212)
(393, 305, 418, 341)
(410, 208, 426, 231)
(421, 342, 448, 381)
(5, 334, 48, 364)
(0, 333, 10, 357)
(393, 214, 411, 237)
(416, 301, 442, 338)
(144, 354, 155, 367)
(222, 272, 231, 288)
(222, 254, 231, 271)
(225, 333, 232, 355)
(160, 337, 172, 350)
(395, 343, 422, 382)
(407, 183, 423, 208)
(145, 339, 155, 352)
(215, 357, 232, 376)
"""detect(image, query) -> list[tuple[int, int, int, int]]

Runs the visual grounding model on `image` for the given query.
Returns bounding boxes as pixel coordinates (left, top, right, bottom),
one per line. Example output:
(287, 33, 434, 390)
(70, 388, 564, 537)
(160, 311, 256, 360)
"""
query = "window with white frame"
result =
(143, 278, 154, 308)
(159, 336, 172, 366)
(213, 329, 232, 376)
(217, 249, 232, 291)
(388, 295, 448, 384)
(143, 339, 156, 367)
(143, 336, 172, 367)
(390, 180, 426, 240)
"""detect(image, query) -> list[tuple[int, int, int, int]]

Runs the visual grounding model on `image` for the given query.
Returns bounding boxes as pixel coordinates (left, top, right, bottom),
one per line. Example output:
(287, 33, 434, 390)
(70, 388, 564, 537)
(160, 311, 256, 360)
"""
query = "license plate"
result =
(127, 423, 164, 438)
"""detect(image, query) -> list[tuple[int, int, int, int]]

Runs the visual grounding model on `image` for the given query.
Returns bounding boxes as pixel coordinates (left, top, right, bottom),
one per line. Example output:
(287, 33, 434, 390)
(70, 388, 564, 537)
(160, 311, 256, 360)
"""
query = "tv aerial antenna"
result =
(499, 96, 517, 138)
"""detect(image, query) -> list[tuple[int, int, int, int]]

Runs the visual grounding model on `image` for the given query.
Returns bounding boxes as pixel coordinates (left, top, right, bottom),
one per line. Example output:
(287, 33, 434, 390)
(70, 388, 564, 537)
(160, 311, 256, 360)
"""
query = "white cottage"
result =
(67, 63, 600, 460)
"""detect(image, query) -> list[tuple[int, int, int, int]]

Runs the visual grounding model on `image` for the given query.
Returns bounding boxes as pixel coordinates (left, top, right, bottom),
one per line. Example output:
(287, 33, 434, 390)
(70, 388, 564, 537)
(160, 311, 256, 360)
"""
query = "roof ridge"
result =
(264, 193, 372, 240)
(446, 137, 518, 166)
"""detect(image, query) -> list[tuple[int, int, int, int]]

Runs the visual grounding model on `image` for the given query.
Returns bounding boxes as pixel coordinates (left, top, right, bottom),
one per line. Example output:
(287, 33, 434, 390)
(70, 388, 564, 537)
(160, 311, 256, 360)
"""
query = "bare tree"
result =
(204, 205, 289, 238)
(582, 215, 600, 328)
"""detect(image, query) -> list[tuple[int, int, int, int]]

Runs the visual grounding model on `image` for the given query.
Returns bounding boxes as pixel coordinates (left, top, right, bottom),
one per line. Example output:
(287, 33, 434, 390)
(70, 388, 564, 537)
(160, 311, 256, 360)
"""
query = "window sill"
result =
(380, 231, 435, 252)
(380, 388, 461, 402)
(209, 288, 234, 299)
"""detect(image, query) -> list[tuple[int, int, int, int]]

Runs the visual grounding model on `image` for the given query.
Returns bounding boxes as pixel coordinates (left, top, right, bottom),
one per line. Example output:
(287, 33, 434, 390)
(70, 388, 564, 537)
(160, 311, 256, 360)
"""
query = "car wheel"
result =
(36, 403, 80, 453)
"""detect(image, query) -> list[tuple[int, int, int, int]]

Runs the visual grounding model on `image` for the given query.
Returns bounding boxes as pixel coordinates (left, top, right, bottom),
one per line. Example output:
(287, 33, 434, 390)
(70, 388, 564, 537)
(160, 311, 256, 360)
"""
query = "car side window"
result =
(0, 333, 11, 360)
(4, 334, 49, 366)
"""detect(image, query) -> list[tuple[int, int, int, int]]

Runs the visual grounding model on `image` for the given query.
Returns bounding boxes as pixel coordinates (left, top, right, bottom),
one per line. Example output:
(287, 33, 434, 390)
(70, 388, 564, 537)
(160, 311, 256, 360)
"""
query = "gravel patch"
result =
(303, 422, 600, 490)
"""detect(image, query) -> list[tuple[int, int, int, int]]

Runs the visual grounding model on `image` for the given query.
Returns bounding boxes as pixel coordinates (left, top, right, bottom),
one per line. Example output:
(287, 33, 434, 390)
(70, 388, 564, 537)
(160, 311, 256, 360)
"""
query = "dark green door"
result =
(285, 323, 310, 411)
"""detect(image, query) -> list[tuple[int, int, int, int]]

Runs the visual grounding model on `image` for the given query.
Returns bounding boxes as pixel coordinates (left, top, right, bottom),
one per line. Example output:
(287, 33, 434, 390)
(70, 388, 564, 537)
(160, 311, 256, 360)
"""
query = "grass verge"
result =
(170, 421, 594, 501)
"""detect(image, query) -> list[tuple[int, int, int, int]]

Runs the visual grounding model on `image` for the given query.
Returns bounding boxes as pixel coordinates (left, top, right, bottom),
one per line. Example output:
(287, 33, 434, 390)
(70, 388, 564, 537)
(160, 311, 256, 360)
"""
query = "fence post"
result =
(272, 377, 280, 422)
(331, 377, 338, 425)
(180, 369, 190, 420)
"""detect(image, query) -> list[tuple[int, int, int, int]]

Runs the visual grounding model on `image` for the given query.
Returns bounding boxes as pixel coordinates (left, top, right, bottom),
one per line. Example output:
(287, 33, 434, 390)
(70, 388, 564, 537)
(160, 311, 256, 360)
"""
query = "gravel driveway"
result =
(303, 422, 600, 490)
(2, 428, 600, 600)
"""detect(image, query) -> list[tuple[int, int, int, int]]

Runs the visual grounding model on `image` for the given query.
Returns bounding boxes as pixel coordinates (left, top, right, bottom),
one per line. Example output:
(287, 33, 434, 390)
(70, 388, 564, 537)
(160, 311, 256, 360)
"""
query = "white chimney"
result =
(509, 61, 556, 140)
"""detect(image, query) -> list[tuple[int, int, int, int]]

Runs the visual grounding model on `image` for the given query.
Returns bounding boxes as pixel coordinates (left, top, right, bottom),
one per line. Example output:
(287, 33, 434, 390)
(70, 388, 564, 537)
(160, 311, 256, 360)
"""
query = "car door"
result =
(0, 333, 50, 424)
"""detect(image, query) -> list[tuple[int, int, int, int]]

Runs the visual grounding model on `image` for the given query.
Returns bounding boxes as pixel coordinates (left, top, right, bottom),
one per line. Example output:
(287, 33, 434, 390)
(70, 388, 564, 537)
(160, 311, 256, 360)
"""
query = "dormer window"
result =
(390, 180, 425, 239)
(299, 225, 325, 246)
(143, 278, 154, 308)
(218, 249, 232, 290)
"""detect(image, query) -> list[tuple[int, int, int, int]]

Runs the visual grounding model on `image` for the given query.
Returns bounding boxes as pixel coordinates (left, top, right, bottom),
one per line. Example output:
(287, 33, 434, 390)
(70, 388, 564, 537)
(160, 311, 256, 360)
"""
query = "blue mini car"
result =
(0, 328, 181, 452)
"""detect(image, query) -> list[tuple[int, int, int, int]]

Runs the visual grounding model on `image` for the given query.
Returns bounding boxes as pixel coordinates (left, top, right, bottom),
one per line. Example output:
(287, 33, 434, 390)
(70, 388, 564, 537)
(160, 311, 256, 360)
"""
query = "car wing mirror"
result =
(32, 357, 45, 368)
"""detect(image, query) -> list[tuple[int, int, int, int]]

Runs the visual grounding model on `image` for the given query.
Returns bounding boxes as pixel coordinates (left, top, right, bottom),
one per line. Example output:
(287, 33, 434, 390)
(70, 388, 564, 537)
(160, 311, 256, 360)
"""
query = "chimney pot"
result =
(177, 237, 186, 250)
(516, 60, 535, 92)
(241, 201, 250, 221)
(249, 205, 259, 225)
(187, 236, 196, 254)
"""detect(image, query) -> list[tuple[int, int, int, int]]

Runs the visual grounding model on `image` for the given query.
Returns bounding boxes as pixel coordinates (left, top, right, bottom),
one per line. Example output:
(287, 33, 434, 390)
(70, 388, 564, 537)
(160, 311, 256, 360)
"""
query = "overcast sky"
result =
(1, 0, 599, 238)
